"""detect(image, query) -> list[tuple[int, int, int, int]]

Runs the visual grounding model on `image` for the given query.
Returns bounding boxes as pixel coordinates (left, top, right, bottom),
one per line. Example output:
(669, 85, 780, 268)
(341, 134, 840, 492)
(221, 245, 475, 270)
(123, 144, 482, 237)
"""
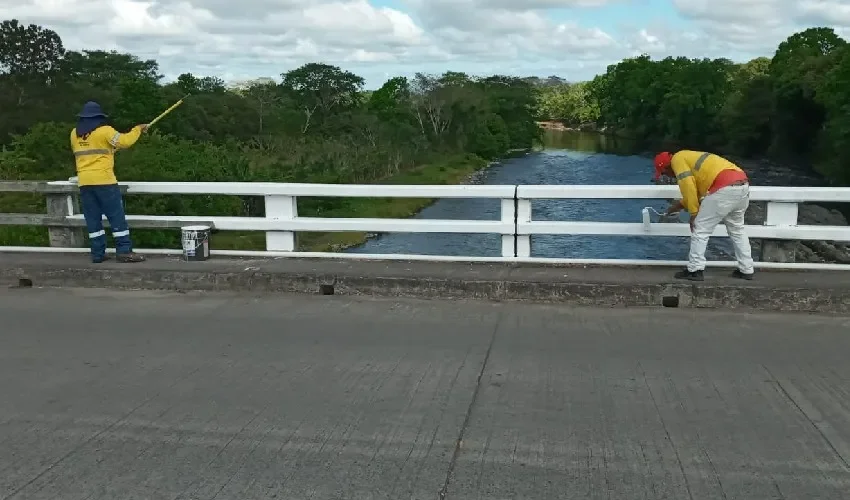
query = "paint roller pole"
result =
(147, 93, 191, 128)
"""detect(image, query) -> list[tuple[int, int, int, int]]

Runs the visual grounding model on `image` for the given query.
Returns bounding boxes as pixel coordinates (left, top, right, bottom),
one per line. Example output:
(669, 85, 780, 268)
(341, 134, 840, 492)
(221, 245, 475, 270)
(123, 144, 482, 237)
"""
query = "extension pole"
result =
(148, 93, 191, 127)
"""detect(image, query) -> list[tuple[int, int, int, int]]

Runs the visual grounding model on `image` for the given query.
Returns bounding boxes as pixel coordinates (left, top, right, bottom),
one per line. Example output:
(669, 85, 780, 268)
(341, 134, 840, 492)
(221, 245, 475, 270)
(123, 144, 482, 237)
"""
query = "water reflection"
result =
(540, 129, 638, 156)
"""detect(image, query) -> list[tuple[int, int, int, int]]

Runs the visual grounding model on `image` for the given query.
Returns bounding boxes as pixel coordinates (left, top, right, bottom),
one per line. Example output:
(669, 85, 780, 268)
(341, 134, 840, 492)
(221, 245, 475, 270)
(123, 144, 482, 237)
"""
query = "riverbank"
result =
(538, 120, 605, 133)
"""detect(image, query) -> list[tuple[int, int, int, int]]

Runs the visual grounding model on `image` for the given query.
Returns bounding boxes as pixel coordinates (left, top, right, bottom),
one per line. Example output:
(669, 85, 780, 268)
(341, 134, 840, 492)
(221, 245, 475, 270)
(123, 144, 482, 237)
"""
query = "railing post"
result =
(500, 197, 516, 257)
(761, 201, 798, 262)
(516, 197, 531, 258)
(264, 195, 297, 251)
(45, 189, 84, 248)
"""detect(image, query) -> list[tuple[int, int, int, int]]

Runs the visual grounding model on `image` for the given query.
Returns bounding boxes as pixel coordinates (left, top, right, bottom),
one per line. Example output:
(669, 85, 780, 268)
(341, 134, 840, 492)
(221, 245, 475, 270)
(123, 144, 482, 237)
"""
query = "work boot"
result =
(674, 269, 704, 281)
(116, 252, 146, 263)
(92, 254, 111, 264)
(731, 269, 754, 280)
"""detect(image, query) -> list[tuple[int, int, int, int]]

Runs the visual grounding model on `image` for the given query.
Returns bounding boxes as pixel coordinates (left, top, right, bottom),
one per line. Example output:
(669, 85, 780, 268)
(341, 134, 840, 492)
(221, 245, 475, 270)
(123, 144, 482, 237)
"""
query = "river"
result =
(346, 130, 826, 260)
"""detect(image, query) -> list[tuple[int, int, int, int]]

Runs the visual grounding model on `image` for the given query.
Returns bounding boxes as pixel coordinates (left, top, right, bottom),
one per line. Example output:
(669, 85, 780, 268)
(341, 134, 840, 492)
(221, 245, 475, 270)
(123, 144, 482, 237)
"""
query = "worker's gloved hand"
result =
(665, 200, 683, 216)
(138, 123, 150, 132)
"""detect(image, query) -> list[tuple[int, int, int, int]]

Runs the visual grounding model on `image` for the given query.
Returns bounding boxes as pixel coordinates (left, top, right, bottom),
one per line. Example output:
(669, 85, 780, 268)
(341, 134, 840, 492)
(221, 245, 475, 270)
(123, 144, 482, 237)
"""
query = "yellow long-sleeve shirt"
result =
(70, 125, 143, 186)
(671, 150, 746, 215)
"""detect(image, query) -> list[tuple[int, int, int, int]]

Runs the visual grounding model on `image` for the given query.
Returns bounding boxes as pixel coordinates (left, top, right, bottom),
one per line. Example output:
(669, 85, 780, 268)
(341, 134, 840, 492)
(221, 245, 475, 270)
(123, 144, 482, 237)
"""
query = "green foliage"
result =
(768, 28, 847, 158)
(0, 19, 65, 77)
(564, 26, 850, 185)
(0, 18, 537, 249)
(535, 81, 600, 125)
(586, 55, 735, 147)
(468, 113, 510, 159)
(814, 45, 850, 184)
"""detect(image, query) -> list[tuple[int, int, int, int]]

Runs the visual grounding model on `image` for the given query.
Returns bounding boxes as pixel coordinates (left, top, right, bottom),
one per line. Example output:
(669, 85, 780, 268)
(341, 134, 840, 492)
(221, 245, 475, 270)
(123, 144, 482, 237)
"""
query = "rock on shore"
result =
(744, 201, 850, 263)
(734, 157, 850, 264)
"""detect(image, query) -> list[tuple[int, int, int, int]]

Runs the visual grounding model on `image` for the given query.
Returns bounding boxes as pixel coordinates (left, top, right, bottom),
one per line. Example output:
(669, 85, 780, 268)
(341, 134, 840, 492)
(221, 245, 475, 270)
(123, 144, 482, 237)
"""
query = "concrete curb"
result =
(3, 262, 850, 313)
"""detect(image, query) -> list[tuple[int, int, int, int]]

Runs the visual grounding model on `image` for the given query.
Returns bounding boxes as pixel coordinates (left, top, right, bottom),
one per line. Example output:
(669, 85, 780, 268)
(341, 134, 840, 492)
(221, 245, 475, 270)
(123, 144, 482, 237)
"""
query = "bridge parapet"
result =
(2, 180, 850, 268)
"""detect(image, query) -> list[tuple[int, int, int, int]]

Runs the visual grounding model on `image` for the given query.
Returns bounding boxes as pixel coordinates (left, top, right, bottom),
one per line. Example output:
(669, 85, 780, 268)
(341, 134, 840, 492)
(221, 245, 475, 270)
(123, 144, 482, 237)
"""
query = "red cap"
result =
(653, 152, 673, 180)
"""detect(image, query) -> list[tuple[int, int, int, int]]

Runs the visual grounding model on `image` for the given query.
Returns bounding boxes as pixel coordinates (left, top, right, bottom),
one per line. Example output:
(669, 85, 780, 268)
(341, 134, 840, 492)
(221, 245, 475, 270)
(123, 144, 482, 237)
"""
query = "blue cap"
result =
(77, 101, 108, 118)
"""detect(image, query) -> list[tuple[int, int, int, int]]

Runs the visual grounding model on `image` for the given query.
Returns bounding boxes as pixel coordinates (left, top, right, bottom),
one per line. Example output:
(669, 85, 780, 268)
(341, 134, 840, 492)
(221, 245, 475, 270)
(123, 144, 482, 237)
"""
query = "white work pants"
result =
(687, 184, 754, 274)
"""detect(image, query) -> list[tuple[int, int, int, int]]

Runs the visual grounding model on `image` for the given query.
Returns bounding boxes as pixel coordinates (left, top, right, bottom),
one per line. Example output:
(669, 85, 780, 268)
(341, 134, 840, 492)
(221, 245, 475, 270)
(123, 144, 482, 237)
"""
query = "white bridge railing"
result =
(2, 180, 850, 268)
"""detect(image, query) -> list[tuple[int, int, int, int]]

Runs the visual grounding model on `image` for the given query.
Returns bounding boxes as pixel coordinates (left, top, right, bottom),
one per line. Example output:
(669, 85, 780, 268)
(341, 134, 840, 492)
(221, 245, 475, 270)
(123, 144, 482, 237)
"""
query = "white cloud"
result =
(409, 0, 620, 65)
(797, 0, 850, 26)
(2, 0, 850, 87)
(1, 0, 433, 85)
(269, 1, 424, 46)
(672, 0, 850, 52)
(463, 0, 622, 10)
(107, 0, 215, 38)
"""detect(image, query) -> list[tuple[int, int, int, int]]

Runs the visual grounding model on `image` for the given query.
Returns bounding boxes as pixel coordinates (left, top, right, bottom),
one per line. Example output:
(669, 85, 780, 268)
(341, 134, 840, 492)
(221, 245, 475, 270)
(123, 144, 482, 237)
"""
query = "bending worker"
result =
(653, 150, 755, 281)
(70, 101, 148, 263)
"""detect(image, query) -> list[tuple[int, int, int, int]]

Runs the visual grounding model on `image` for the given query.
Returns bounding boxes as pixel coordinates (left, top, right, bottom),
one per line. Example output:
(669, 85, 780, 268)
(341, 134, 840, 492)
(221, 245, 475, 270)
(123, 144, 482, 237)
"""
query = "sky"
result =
(3, 0, 850, 89)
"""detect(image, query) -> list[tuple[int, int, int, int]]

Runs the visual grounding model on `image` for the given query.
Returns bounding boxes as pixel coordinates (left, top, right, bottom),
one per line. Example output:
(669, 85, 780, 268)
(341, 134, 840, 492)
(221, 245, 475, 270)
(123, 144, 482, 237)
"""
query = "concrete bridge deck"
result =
(2, 288, 850, 499)
(2, 252, 850, 312)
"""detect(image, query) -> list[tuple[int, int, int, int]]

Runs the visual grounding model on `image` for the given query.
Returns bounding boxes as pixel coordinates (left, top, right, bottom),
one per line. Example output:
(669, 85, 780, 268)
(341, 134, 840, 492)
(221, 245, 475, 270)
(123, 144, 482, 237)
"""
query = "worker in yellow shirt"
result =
(653, 150, 755, 281)
(70, 101, 148, 263)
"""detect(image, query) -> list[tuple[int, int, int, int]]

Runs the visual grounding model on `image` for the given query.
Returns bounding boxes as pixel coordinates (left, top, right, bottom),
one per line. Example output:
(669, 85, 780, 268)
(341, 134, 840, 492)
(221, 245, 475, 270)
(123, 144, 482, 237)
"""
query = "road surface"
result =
(2, 287, 850, 499)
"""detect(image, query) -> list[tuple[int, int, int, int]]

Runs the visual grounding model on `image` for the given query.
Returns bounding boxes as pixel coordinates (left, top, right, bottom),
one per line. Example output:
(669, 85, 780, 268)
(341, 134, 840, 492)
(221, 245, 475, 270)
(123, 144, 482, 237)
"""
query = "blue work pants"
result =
(79, 184, 133, 262)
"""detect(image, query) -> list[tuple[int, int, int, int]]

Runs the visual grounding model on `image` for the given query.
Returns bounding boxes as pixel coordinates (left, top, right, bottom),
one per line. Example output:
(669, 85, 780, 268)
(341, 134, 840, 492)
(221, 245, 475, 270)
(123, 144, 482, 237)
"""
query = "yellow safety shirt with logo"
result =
(70, 125, 143, 186)
(670, 150, 746, 216)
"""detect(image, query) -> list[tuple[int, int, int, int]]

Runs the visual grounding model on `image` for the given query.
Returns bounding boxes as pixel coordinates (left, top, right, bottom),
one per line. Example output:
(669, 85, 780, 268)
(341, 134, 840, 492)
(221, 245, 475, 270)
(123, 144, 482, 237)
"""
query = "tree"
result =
(536, 81, 600, 126)
(0, 20, 68, 141)
(113, 77, 164, 128)
(768, 27, 847, 158)
(244, 81, 283, 145)
(369, 76, 411, 118)
(61, 50, 161, 87)
(468, 112, 510, 159)
(479, 75, 541, 148)
(812, 45, 850, 182)
(0, 18, 65, 119)
(175, 73, 226, 95)
(410, 72, 471, 141)
(0, 19, 64, 78)
(719, 57, 773, 155)
(280, 63, 365, 134)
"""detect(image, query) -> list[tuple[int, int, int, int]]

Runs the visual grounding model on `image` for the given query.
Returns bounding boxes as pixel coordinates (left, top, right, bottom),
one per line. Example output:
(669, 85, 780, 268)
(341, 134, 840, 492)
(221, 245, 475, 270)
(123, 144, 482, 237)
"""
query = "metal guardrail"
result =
(514, 185, 850, 257)
(2, 180, 850, 265)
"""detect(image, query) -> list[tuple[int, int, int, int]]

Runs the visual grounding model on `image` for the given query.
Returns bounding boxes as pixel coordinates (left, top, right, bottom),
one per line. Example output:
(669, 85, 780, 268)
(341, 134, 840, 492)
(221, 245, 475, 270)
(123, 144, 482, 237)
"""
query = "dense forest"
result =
(535, 26, 850, 186)
(0, 18, 539, 250)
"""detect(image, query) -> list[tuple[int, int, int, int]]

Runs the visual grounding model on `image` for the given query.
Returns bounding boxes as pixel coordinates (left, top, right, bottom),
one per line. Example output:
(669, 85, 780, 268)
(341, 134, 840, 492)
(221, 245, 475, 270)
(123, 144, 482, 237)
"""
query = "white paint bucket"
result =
(181, 225, 210, 261)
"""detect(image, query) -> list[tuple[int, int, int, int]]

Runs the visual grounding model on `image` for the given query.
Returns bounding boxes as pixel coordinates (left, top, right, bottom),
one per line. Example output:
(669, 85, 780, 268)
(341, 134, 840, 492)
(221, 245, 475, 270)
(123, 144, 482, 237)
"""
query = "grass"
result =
(0, 193, 50, 246)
